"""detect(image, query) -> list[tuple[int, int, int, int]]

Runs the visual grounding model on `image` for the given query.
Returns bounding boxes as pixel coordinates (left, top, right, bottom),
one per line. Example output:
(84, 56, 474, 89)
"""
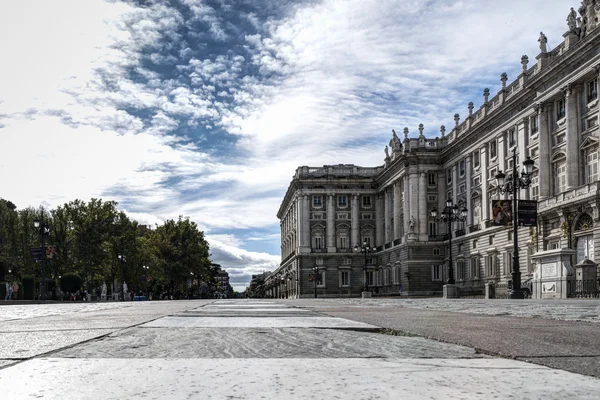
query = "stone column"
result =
(303, 195, 310, 252)
(326, 193, 336, 252)
(481, 146, 489, 226)
(451, 165, 457, 232)
(537, 103, 551, 198)
(565, 84, 579, 189)
(351, 194, 359, 247)
(419, 172, 427, 241)
(393, 179, 402, 240)
(466, 155, 472, 227)
(409, 171, 419, 234)
(403, 174, 411, 237)
(437, 170, 446, 235)
(375, 194, 384, 246)
(384, 187, 392, 243)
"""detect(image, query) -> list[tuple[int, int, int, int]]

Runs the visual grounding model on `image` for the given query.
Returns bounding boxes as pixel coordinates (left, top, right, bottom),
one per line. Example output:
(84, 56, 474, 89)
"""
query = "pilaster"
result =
(351, 194, 359, 248)
(326, 193, 336, 252)
(419, 172, 428, 241)
(480, 146, 489, 227)
(393, 179, 402, 240)
(565, 84, 579, 190)
(466, 155, 473, 226)
(537, 103, 551, 198)
(384, 187, 392, 244)
(375, 194, 384, 246)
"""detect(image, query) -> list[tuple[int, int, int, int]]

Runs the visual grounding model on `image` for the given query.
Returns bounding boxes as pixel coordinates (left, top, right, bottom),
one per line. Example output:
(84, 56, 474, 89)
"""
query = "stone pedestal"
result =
(361, 291, 372, 299)
(531, 249, 576, 299)
(443, 284, 458, 299)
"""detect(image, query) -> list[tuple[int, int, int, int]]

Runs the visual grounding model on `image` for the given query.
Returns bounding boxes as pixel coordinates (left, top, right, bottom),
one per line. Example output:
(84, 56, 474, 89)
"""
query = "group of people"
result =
(4, 281, 19, 300)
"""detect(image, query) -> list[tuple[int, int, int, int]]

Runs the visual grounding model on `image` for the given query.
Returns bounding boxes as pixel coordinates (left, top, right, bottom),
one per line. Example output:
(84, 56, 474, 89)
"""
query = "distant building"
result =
(272, 5, 600, 299)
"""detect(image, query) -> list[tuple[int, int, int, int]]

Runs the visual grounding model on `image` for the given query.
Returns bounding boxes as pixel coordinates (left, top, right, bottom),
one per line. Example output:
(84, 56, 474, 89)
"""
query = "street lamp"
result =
(118, 254, 126, 301)
(430, 198, 468, 284)
(353, 241, 377, 293)
(495, 150, 535, 299)
(33, 213, 50, 301)
(311, 265, 320, 298)
(143, 265, 149, 297)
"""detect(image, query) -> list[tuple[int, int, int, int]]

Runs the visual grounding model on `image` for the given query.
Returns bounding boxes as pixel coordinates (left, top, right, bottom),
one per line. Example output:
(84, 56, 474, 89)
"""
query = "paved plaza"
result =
(1, 299, 600, 399)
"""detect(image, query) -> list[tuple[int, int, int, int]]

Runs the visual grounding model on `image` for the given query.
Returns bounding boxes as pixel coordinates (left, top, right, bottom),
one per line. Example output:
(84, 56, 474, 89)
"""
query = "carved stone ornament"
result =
(468, 102, 474, 115)
(454, 113, 460, 126)
(440, 125, 446, 137)
(403, 127, 409, 139)
(418, 123, 424, 137)
(483, 88, 490, 103)
(521, 55, 529, 71)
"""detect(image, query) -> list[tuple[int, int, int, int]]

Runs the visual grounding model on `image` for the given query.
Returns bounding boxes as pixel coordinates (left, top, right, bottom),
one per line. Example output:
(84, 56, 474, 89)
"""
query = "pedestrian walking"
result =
(11, 282, 18, 300)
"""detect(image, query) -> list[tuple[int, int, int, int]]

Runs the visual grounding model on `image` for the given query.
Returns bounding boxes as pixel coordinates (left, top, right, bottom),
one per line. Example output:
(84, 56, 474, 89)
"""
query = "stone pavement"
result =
(0, 299, 599, 399)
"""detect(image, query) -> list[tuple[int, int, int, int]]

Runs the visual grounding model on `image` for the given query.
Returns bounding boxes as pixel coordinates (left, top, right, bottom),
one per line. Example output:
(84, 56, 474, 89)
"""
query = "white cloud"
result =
(0, 0, 573, 290)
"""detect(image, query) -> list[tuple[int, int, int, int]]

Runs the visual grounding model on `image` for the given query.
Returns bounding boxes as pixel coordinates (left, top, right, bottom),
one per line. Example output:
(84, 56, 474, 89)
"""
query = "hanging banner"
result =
(491, 199, 512, 226)
(517, 200, 538, 227)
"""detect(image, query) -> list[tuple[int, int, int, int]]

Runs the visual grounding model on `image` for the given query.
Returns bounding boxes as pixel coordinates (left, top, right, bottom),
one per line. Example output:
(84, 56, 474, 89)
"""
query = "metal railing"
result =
(570, 279, 600, 298)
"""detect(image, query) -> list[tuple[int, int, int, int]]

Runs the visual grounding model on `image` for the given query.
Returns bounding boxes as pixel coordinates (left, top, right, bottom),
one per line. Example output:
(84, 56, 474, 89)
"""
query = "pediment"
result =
(580, 136, 599, 149)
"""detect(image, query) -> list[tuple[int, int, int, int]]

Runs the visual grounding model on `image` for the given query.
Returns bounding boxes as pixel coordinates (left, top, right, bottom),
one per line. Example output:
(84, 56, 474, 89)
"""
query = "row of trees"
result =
(0, 197, 225, 298)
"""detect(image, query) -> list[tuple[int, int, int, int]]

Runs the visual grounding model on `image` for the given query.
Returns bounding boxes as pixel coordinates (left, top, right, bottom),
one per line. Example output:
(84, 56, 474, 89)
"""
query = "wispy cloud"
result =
(0, 0, 570, 290)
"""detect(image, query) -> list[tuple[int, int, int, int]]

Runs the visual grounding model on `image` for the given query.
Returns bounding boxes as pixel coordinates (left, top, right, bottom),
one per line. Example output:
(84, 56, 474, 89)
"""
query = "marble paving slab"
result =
(141, 316, 379, 329)
(186, 308, 310, 312)
(2, 358, 599, 399)
(0, 329, 115, 358)
(202, 304, 288, 308)
(52, 327, 484, 359)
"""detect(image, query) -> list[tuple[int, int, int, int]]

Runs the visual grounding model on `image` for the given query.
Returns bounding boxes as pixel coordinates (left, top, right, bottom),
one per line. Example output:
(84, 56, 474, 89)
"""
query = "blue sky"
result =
(0, 0, 570, 290)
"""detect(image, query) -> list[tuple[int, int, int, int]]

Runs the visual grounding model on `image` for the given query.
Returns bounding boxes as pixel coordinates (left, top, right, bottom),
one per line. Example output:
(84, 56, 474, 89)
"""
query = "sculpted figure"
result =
(389, 129, 402, 152)
(538, 32, 548, 53)
(384, 145, 390, 159)
(567, 7, 577, 31)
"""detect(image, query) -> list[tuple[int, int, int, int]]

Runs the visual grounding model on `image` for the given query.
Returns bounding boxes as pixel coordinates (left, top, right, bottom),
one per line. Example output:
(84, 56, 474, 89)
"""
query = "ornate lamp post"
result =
(495, 150, 535, 299)
(118, 254, 126, 301)
(311, 265, 320, 298)
(430, 199, 467, 284)
(143, 265, 149, 298)
(353, 241, 377, 293)
(33, 213, 50, 301)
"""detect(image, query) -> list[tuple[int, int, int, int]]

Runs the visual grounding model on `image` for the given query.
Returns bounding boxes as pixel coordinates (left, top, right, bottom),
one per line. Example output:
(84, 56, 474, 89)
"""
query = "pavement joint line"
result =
(0, 312, 183, 371)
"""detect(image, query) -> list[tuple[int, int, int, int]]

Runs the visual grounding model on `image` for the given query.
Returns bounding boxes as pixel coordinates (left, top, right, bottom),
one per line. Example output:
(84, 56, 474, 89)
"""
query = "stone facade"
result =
(270, 3, 600, 299)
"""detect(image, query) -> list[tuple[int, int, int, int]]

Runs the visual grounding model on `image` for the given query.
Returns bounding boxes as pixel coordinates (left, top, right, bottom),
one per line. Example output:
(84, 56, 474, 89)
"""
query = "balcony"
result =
(428, 235, 448, 242)
(393, 238, 401, 246)
(455, 229, 466, 237)
(469, 225, 480, 233)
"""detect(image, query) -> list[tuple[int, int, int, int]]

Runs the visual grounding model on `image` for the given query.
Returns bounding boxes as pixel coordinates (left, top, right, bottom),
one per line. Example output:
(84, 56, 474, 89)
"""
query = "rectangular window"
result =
(362, 237, 372, 247)
(433, 248, 440, 256)
(316, 258, 324, 265)
(428, 195, 437, 202)
(508, 128, 516, 148)
(555, 163, 566, 194)
(432, 265, 443, 281)
(531, 116, 539, 135)
(342, 257, 351, 265)
(557, 98, 566, 120)
(473, 150, 480, 168)
(317, 271, 325, 287)
(428, 173, 436, 186)
(485, 255, 496, 277)
(489, 167, 498, 180)
(588, 117, 598, 130)
(489, 235, 494, 245)
(429, 222, 438, 237)
(313, 196, 323, 208)
(366, 271, 374, 286)
(459, 160, 466, 177)
(361, 213, 372, 219)
(470, 258, 479, 278)
(588, 151, 598, 183)
(531, 174, 539, 200)
(366, 257, 375, 265)
(338, 195, 347, 207)
(339, 236, 348, 249)
(362, 196, 372, 207)
(340, 271, 349, 287)
(473, 176, 481, 186)
(459, 184, 466, 194)
(314, 237, 322, 249)
(447, 169, 452, 184)
(588, 78, 598, 103)
(490, 141, 497, 158)
(473, 239, 478, 249)
(393, 267, 399, 284)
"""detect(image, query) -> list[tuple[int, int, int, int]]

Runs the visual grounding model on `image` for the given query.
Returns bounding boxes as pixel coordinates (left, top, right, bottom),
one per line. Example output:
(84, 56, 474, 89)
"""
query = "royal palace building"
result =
(270, 2, 600, 299)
